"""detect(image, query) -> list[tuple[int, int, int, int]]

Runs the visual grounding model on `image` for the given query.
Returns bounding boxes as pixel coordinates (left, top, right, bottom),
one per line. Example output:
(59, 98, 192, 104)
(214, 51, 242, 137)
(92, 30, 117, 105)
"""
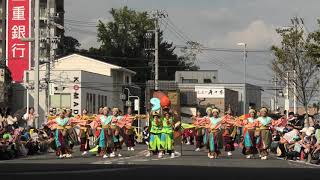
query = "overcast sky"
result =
(65, 0, 320, 106)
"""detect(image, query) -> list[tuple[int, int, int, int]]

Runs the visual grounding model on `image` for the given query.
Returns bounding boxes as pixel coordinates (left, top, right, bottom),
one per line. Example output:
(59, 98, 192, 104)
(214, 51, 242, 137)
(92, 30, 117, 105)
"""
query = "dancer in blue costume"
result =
(98, 107, 114, 158)
(54, 109, 72, 159)
(204, 107, 223, 159)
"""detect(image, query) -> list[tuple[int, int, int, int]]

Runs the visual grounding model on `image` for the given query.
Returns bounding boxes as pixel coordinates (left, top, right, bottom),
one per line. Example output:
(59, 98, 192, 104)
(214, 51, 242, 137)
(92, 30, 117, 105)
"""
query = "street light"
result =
(237, 42, 247, 114)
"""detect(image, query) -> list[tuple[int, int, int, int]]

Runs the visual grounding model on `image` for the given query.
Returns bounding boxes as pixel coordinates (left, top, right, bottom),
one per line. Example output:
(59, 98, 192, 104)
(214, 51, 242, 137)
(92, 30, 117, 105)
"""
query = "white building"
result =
(13, 54, 136, 125)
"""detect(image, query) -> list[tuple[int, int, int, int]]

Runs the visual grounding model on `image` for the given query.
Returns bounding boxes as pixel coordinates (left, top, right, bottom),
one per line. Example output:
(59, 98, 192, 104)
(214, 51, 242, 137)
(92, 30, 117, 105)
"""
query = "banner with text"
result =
(195, 86, 225, 98)
(6, 0, 31, 82)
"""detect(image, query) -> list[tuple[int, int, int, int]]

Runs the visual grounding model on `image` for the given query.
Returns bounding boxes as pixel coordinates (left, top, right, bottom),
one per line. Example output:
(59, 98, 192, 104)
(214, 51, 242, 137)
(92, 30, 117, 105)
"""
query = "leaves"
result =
(271, 17, 320, 110)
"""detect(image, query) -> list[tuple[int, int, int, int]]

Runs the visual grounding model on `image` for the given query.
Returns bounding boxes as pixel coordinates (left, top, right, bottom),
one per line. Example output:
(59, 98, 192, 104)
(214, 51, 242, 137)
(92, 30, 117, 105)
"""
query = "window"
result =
(98, 95, 101, 108)
(89, 94, 92, 113)
(126, 76, 130, 84)
(104, 96, 108, 106)
(182, 79, 198, 83)
(50, 94, 71, 109)
(204, 79, 212, 83)
(93, 94, 96, 114)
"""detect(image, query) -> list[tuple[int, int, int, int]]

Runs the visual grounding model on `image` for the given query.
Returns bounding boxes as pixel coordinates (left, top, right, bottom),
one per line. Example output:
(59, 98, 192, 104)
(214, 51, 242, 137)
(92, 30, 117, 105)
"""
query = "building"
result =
(0, 0, 6, 61)
(11, 54, 136, 125)
(0, 0, 64, 69)
(175, 70, 219, 84)
(179, 83, 262, 115)
(175, 71, 261, 115)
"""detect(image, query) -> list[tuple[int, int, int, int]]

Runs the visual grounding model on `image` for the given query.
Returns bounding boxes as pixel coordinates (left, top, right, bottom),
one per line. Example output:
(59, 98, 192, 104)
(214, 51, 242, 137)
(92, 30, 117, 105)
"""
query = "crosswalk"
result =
(92, 150, 181, 165)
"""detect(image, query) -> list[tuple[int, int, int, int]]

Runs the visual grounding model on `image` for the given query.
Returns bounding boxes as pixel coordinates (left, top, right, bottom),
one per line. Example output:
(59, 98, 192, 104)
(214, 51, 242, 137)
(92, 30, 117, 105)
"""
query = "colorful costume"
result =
(149, 117, 162, 151)
(204, 116, 223, 155)
(161, 116, 174, 152)
(98, 115, 114, 155)
(193, 116, 206, 149)
(242, 117, 258, 155)
(54, 117, 72, 156)
(78, 115, 92, 153)
(221, 114, 236, 153)
(121, 114, 135, 148)
(255, 116, 274, 158)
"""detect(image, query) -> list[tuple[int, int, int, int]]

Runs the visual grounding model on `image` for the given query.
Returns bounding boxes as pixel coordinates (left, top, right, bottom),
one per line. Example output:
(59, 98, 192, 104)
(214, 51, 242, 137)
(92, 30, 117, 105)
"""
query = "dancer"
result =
(221, 107, 236, 157)
(97, 107, 114, 158)
(161, 111, 175, 158)
(204, 107, 223, 159)
(193, 110, 205, 151)
(122, 107, 136, 151)
(242, 109, 258, 159)
(146, 112, 163, 158)
(255, 107, 276, 160)
(53, 110, 73, 158)
(111, 108, 123, 157)
(78, 109, 91, 156)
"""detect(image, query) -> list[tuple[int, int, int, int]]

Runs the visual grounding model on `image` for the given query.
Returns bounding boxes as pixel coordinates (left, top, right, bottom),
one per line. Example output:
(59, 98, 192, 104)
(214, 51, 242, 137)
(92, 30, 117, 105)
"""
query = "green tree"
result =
(271, 17, 320, 126)
(60, 35, 81, 56)
(93, 6, 198, 83)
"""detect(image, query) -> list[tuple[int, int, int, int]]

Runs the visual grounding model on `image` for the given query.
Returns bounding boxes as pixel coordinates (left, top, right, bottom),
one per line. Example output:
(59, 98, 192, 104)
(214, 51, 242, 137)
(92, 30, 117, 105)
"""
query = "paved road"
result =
(0, 144, 319, 179)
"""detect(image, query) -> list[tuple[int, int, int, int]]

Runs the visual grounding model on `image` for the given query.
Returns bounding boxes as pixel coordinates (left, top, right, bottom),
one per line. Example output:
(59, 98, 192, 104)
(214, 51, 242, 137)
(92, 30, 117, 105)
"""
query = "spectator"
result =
(4, 108, 17, 126)
(23, 107, 38, 128)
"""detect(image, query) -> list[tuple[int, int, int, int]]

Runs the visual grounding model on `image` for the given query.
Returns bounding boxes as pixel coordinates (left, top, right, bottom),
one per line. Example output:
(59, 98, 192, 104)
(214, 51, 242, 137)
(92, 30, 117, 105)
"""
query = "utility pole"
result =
(271, 76, 279, 111)
(44, 0, 61, 116)
(34, 0, 40, 128)
(237, 42, 247, 114)
(285, 71, 290, 117)
(146, 10, 167, 91)
(293, 70, 297, 114)
(154, 18, 159, 91)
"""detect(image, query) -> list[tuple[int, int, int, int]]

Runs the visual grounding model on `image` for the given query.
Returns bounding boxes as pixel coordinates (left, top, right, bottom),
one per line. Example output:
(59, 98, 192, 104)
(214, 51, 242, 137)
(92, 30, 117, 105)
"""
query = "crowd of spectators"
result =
(0, 107, 55, 160)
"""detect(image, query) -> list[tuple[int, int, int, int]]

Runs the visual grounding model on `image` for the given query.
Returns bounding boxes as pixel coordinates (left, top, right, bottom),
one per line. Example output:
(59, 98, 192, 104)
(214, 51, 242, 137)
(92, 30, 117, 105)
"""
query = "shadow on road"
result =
(0, 163, 319, 180)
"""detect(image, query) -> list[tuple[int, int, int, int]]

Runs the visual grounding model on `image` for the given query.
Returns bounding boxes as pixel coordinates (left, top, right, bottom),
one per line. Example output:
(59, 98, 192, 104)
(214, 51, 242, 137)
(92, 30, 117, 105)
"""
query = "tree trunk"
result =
(304, 104, 309, 128)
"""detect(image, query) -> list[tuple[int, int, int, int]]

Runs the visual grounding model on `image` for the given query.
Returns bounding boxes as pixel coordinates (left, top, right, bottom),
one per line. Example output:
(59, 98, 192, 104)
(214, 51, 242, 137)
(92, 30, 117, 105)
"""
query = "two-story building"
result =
(12, 54, 137, 124)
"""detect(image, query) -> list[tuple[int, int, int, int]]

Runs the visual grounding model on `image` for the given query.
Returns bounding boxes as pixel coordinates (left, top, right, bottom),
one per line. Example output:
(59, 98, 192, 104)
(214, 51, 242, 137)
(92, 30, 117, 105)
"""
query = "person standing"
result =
(204, 107, 223, 159)
(122, 107, 136, 151)
(97, 107, 114, 158)
(193, 110, 204, 151)
(110, 108, 123, 157)
(221, 107, 236, 157)
(241, 109, 258, 159)
(78, 109, 91, 156)
(54, 110, 72, 158)
(161, 111, 175, 158)
(23, 107, 38, 128)
(255, 107, 276, 160)
(146, 112, 163, 158)
(4, 108, 17, 126)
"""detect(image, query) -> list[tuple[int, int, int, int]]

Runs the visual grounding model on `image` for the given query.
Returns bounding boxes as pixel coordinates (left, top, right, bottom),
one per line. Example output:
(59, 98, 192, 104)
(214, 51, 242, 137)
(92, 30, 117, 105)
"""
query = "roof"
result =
(40, 54, 136, 75)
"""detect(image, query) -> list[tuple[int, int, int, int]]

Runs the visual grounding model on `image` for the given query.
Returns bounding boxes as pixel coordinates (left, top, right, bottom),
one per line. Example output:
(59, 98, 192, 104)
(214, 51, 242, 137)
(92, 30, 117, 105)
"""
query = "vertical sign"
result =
(6, 0, 31, 82)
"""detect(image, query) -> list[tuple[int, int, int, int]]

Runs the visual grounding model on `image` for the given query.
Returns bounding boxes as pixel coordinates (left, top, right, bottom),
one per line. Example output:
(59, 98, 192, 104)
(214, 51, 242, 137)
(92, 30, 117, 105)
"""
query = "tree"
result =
(94, 6, 198, 83)
(271, 17, 320, 127)
(60, 35, 81, 56)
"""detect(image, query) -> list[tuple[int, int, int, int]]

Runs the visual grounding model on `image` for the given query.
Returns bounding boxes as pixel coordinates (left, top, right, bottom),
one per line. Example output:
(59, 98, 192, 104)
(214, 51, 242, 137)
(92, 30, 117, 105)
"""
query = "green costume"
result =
(161, 117, 174, 151)
(149, 117, 162, 151)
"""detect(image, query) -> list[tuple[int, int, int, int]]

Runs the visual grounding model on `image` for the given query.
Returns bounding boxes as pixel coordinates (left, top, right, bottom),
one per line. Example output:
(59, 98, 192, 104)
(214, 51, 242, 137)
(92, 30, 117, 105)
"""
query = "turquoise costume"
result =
(204, 117, 223, 153)
(99, 115, 114, 149)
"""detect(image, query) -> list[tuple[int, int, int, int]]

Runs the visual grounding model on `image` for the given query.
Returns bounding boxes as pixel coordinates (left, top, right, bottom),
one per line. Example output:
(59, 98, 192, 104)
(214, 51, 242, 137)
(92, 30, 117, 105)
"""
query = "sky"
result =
(64, 0, 320, 106)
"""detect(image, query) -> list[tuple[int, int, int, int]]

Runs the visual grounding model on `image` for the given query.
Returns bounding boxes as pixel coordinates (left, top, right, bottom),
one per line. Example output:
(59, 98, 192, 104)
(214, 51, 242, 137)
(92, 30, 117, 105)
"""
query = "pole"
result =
(293, 70, 297, 114)
(34, 0, 40, 128)
(274, 76, 278, 111)
(154, 18, 159, 91)
(243, 44, 247, 114)
(137, 97, 140, 135)
(45, 0, 51, 117)
(285, 71, 290, 117)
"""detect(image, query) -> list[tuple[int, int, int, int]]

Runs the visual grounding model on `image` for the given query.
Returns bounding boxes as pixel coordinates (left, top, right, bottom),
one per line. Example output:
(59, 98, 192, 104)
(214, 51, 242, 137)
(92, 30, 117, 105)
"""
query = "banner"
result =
(195, 86, 225, 98)
(6, 0, 31, 82)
